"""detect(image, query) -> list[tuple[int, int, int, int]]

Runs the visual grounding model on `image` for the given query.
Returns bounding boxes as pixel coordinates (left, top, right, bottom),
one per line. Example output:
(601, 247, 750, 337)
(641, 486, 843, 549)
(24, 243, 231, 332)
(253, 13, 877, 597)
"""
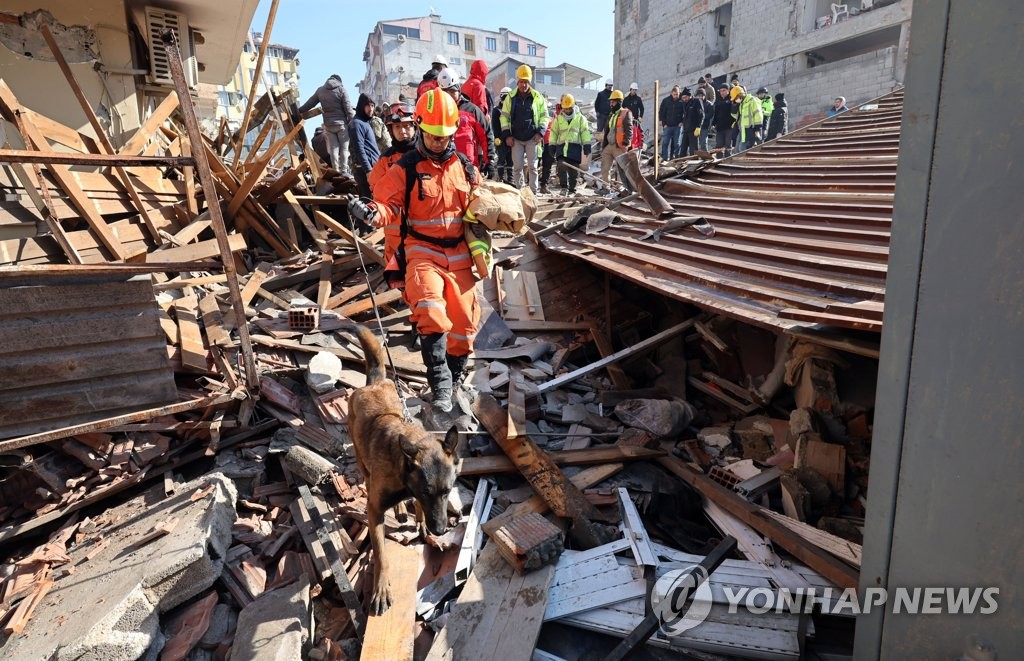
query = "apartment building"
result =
(614, 0, 912, 127)
(360, 14, 546, 103)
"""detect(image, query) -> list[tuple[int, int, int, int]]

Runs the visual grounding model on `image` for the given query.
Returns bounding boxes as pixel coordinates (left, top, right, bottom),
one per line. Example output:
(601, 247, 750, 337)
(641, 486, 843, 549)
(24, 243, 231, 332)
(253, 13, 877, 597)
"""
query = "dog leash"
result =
(345, 214, 412, 421)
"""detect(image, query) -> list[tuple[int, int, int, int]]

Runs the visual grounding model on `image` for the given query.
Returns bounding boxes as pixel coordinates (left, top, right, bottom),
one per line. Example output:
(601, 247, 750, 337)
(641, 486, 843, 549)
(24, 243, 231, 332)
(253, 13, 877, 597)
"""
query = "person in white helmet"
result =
(622, 82, 645, 149)
(595, 78, 614, 137)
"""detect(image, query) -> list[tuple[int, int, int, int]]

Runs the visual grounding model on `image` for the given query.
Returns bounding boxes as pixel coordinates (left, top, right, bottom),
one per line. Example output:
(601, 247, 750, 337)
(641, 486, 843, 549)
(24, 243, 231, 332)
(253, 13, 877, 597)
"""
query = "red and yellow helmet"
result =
(415, 88, 459, 137)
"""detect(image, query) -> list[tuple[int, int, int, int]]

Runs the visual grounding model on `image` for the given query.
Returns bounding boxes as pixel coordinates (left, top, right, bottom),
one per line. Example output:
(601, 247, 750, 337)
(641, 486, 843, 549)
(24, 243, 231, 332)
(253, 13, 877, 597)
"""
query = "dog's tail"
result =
(353, 323, 387, 385)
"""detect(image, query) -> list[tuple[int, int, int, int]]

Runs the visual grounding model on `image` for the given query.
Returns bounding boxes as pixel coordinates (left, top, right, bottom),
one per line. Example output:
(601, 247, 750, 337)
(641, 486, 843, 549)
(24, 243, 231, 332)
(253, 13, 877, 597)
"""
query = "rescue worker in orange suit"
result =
(348, 90, 478, 413)
(367, 101, 417, 273)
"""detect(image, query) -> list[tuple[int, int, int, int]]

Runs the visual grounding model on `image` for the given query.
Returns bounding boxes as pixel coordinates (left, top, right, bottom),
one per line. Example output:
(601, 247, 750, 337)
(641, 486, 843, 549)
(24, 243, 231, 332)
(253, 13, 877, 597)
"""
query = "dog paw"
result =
(370, 580, 393, 616)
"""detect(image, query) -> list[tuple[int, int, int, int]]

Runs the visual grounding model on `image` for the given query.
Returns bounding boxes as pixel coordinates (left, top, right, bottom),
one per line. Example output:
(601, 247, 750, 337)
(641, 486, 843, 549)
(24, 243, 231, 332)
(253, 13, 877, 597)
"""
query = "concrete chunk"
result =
(0, 474, 237, 661)
(229, 576, 311, 661)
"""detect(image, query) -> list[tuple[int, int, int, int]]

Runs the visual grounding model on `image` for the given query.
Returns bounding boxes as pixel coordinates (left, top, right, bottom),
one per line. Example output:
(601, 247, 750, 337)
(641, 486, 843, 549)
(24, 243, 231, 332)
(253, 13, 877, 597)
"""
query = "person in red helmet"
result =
(348, 89, 479, 414)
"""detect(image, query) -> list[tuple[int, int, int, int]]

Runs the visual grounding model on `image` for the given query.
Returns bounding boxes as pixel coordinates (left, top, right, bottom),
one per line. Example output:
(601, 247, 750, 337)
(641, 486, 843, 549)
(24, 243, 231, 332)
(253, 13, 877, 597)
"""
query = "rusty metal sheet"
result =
(0, 273, 177, 439)
(539, 89, 906, 338)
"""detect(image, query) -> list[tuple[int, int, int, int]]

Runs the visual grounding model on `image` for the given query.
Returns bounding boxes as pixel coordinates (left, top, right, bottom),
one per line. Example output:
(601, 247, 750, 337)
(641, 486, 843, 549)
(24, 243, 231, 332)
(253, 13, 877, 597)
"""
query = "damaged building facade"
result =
(614, 0, 912, 126)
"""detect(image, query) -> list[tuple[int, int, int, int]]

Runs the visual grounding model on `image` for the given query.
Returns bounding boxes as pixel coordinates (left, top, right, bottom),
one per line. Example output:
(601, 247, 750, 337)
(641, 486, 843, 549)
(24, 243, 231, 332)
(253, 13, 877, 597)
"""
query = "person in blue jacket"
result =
(349, 93, 381, 200)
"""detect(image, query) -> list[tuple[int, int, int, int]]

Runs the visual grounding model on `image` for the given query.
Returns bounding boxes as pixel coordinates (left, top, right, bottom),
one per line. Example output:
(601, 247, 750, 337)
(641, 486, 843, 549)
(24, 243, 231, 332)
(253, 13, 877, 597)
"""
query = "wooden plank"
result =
(0, 393, 232, 453)
(198, 293, 231, 347)
(656, 451, 859, 589)
(146, 233, 246, 263)
(226, 120, 303, 220)
(758, 507, 862, 568)
(688, 376, 760, 414)
(503, 320, 592, 332)
(362, 541, 420, 660)
(153, 274, 228, 292)
(587, 323, 631, 389)
(0, 80, 127, 260)
(316, 252, 333, 310)
(507, 368, 529, 441)
(337, 288, 403, 317)
(282, 190, 328, 251)
(0, 149, 192, 171)
(314, 210, 387, 267)
(471, 394, 599, 520)
(459, 445, 662, 476)
(562, 424, 592, 451)
(256, 161, 308, 204)
(233, 0, 281, 157)
(120, 92, 179, 156)
(536, 319, 695, 394)
(482, 463, 622, 537)
(175, 296, 208, 370)
(425, 543, 555, 661)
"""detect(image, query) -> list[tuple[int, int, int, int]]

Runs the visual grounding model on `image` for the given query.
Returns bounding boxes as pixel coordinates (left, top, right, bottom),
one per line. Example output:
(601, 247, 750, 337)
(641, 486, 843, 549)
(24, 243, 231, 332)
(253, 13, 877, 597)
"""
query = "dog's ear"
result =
(400, 435, 419, 463)
(442, 425, 459, 456)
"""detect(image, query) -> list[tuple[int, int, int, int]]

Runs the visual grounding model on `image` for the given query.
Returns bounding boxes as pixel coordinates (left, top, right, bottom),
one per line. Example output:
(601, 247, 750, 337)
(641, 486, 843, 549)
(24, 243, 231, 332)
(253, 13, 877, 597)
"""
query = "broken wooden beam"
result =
(656, 450, 859, 589)
(457, 445, 663, 476)
(0, 149, 196, 167)
(471, 394, 599, 520)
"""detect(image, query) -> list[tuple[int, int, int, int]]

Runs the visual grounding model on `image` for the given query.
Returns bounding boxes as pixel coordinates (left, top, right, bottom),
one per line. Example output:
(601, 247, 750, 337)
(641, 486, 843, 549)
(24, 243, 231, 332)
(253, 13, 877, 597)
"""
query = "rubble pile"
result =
(0, 44, 875, 660)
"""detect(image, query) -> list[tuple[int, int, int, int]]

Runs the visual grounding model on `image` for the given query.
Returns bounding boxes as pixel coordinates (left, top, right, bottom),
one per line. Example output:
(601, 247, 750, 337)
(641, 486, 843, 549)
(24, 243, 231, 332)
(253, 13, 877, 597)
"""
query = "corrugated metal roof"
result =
(539, 89, 903, 343)
(0, 273, 178, 439)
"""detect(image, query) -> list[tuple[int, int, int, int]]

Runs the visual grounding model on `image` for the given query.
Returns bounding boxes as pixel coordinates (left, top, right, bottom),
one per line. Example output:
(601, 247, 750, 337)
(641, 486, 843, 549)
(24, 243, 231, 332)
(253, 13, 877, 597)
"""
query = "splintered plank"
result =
(198, 294, 231, 347)
(425, 543, 554, 661)
(457, 445, 662, 476)
(501, 270, 545, 320)
(175, 296, 207, 371)
(147, 234, 247, 263)
(362, 541, 420, 660)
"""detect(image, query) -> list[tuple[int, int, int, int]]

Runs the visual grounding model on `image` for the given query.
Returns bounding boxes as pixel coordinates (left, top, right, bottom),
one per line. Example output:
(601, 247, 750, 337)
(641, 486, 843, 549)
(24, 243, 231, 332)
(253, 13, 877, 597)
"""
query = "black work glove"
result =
(480, 162, 493, 179)
(583, 144, 592, 156)
(347, 195, 378, 224)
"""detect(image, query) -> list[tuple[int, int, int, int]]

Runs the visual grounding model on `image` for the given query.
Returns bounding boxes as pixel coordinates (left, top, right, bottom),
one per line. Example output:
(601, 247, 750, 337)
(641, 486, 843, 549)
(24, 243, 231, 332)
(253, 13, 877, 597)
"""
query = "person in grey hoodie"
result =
(299, 74, 354, 175)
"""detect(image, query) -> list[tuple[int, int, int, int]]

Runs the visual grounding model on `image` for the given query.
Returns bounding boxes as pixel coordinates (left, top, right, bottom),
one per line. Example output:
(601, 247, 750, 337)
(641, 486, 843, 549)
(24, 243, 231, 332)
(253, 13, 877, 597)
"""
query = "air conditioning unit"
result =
(397, 34, 407, 43)
(144, 7, 199, 90)
(396, 65, 406, 73)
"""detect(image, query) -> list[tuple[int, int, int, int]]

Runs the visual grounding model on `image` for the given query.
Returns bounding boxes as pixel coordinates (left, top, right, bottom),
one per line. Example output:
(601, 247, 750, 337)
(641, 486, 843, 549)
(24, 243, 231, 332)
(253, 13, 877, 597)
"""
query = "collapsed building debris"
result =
(0, 25, 897, 660)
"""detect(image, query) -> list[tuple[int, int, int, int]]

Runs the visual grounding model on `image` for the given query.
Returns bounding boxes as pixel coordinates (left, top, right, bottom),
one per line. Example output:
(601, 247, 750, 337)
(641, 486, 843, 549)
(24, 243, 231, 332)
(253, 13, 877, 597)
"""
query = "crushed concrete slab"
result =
(228, 575, 311, 660)
(0, 474, 237, 661)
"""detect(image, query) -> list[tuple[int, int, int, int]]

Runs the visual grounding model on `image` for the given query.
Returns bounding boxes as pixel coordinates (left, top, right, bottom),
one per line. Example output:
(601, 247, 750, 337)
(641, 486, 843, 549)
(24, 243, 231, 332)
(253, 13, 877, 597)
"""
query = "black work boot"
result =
(420, 333, 453, 413)
(447, 353, 470, 390)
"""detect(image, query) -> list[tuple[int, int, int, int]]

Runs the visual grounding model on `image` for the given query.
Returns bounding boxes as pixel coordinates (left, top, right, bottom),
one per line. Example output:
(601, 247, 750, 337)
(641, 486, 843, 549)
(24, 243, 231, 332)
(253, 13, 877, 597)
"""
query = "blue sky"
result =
(248, 0, 614, 127)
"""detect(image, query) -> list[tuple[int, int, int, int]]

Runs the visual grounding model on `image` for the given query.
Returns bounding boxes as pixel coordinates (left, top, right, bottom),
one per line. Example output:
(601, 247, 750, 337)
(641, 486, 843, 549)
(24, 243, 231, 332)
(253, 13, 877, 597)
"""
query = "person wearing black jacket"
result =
(697, 88, 715, 152)
(713, 85, 735, 157)
(595, 79, 613, 137)
(623, 83, 645, 124)
(681, 88, 704, 157)
(767, 92, 788, 141)
(658, 85, 684, 160)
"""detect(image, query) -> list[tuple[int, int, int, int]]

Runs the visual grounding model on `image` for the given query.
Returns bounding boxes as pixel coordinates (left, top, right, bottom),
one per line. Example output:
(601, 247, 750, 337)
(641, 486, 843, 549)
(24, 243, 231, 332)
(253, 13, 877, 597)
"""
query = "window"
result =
(464, 36, 475, 53)
(486, 37, 497, 51)
(268, 47, 282, 58)
(527, 44, 537, 56)
(242, 42, 251, 53)
(381, 24, 420, 39)
(409, 51, 423, 59)
(218, 90, 231, 106)
(447, 30, 459, 45)
(267, 71, 280, 85)
(509, 40, 519, 53)
(450, 57, 462, 65)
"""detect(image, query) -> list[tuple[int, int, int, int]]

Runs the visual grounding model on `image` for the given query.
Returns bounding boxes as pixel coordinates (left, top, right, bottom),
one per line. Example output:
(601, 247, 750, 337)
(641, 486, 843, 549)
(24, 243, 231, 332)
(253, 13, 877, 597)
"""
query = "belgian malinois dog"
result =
(347, 324, 458, 615)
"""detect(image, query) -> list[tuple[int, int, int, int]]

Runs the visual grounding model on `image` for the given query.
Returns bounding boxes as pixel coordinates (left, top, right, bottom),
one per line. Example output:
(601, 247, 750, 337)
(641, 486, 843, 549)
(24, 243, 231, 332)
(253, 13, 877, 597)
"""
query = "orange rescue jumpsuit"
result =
(371, 152, 479, 356)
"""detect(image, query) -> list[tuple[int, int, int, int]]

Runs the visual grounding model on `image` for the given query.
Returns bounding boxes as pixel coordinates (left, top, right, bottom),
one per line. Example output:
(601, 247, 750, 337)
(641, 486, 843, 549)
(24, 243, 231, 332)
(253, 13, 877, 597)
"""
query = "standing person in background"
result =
(733, 86, 764, 152)
(658, 85, 684, 161)
(349, 93, 381, 199)
(366, 101, 417, 270)
(491, 87, 512, 183)
(311, 126, 331, 168)
(767, 92, 788, 141)
(439, 70, 495, 177)
(697, 87, 714, 152)
(599, 89, 632, 193)
(499, 65, 549, 193)
(827, 96, 849, 116)
(298, 74, 354, 175)
(539, 103, 560, 194)
(713, 84, 735, 157)
(417, 54, 448, 99)
(595, 79, 613, 138)
(370, 103, 392, 153)
(681, 88, 704, 157)
(461, 60, 490, 116)
(623, 83, 645, 149)
(550, 93, 591, 196)
(756, 87, 774, 135)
